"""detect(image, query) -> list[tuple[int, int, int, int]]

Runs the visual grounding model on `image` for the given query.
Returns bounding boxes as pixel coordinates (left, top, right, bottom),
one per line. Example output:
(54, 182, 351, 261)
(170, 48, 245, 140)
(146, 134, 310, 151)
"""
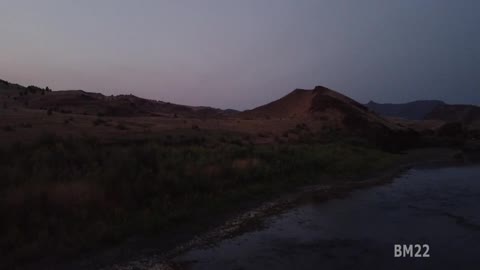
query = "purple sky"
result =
(1, 0, 479, 109)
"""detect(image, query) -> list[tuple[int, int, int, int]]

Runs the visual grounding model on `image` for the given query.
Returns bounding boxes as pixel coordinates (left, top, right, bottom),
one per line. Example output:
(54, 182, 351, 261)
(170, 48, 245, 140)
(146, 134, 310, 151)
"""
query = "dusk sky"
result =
(1, 0, 479, 110)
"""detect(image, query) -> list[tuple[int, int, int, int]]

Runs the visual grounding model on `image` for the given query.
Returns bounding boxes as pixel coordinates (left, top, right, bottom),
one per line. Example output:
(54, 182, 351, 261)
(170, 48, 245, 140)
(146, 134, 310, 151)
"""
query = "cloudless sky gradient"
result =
(1, 0, 479, 109)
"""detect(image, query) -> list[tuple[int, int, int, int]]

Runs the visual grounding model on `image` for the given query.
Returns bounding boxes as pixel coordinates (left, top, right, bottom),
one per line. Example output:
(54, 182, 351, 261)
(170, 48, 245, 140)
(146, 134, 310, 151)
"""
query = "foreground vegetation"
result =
(0, 134, 397, 266)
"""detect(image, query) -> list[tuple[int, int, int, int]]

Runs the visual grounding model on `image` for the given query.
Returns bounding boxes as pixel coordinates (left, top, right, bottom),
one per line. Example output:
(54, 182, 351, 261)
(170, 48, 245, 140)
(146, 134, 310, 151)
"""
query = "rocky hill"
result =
(242, 86, 399, 129)
(241, 86, 419, 149)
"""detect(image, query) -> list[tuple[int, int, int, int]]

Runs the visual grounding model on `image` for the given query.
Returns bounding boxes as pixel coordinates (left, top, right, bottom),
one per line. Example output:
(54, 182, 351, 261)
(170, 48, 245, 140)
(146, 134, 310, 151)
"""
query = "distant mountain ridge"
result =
(2, 77, 479, 126)
(366, 99, 480, 124)
(366, 100, 445, 120)
(0, 78, 237, 118)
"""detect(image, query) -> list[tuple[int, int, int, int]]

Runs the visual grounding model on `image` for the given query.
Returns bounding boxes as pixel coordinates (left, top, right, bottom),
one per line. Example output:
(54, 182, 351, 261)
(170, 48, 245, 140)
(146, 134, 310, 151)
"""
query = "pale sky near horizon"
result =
(1, 0, 479, 109)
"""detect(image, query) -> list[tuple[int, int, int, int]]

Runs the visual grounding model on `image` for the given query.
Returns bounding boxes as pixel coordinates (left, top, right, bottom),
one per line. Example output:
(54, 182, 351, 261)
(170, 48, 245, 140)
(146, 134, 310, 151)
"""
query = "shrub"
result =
(116, 123, 128, 130)
(257, 132, 268, 138)
(60, 109, 72, 114)
(27, 85, 42, 93)
(2, 125, 14, 132)
(93, 118, 107, 126)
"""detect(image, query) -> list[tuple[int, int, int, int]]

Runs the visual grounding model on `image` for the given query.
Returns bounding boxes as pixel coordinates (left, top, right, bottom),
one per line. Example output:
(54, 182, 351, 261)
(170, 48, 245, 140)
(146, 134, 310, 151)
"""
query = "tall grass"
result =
(0, 135, 396, 265)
